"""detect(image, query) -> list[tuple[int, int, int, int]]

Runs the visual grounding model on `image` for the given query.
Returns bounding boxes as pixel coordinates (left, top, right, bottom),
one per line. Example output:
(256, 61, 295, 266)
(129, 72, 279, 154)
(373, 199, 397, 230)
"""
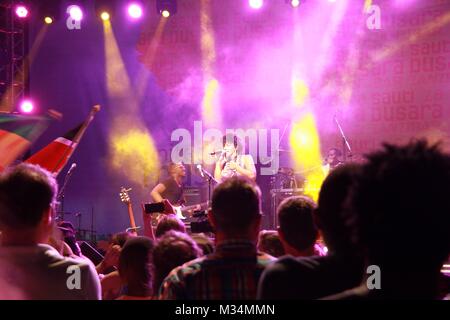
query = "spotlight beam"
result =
(200, 0, 221, 128)
(102, 19, 160, 187)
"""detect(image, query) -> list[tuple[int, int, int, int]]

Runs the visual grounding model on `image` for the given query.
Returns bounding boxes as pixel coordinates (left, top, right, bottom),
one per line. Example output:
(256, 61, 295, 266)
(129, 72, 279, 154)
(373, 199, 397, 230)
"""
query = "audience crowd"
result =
(0, 140, 449, 300)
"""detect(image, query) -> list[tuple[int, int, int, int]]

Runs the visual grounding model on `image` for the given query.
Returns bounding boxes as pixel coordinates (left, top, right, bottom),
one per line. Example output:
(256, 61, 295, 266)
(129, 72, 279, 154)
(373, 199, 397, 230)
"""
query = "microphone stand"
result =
(277, 122, 290, 152)
(57, 165, 77, 221)
(198, 166, 218, 204)
(334, 115, 352, 162)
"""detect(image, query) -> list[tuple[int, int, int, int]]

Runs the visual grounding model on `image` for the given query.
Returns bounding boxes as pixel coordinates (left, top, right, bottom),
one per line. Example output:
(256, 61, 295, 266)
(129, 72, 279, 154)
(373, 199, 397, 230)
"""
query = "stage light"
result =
(128, 3, 143, 19)
(95, 0, 115, 21)
(68, 5, 83, 21)
(161, 10, 170, 18)
(291, 0, 300, 7)
(249, 0, 264, 10)
(40, 0, 60, 25)
(15, 5, 28, 18)
(101, 11, 110, 21)
(19, 100, 34, 113)
(157, 0, 177, 17)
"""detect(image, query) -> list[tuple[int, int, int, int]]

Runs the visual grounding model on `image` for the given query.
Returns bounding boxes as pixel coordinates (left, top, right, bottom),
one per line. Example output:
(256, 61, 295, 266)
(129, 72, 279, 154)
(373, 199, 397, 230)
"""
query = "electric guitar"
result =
(173, 202, 210, 220)
(119, 187, 140, 235)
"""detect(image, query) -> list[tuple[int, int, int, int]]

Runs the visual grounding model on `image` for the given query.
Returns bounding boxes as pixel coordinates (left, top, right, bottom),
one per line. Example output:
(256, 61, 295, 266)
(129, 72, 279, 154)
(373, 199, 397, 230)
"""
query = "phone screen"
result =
(144, 202, 165, 214)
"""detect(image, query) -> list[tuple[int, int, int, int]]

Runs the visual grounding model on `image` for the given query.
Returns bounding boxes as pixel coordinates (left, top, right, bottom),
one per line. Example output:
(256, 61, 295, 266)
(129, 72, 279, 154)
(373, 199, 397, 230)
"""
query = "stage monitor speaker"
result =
(184, 186, 208, 206)
(270, 188, 304, 229)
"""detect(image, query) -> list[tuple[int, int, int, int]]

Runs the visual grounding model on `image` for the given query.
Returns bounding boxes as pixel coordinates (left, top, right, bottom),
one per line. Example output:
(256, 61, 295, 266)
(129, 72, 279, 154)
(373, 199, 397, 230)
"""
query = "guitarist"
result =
(150, 162, 186, 209)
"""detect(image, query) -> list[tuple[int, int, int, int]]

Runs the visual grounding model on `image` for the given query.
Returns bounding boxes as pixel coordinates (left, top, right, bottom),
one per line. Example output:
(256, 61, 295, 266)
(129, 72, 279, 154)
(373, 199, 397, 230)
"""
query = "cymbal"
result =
(294, 165, 324, 174)
(277, 167, 294, 175)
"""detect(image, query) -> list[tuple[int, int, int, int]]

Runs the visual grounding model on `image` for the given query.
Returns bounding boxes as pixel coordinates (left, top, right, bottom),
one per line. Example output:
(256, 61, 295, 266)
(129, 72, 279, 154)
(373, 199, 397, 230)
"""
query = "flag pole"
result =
(51, 105, 101, 176)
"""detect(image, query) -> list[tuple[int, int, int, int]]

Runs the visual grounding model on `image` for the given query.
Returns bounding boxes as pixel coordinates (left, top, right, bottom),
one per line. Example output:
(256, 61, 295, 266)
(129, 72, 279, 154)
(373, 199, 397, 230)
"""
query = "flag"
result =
(25, 123, 82, 175)
(25, 105, 100, 176)
(0, 113, 51, 172)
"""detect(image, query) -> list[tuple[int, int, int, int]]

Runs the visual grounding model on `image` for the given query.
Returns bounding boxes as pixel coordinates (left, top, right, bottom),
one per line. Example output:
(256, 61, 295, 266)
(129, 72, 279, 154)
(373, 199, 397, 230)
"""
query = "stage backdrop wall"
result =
(29, 0, 450, 236)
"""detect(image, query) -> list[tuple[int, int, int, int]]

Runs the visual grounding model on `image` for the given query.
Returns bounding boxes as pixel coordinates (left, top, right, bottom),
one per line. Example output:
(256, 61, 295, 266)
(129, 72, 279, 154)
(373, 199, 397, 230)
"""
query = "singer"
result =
(214, 134, 256, 182)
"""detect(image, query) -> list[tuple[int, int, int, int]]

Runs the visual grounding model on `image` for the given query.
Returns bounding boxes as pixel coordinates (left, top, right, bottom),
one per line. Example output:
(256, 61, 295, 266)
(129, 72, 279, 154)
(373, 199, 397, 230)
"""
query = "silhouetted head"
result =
(119, 236, 155, 297)
(155, 214, 186, 238)
(277, 196, 318, 255)
(0, 164, 58, 245)
(257, 230, 285, 257)
(210, 177, 261, 239)
(152, 231, 202, 292)
(316, 163, 362, 253)
(351, 140, 450, 272)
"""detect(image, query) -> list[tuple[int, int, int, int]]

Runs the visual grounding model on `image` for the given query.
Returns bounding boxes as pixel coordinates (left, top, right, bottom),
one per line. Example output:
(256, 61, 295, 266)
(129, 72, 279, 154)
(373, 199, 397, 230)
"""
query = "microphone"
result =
(197, 164, 205, 178)
(210, 150, 225, 156)
(67, 163, 77, 175)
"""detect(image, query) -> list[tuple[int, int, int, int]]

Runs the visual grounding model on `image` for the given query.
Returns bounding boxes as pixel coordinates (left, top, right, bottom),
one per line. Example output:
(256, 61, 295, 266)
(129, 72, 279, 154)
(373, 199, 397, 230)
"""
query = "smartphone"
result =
(144, 202, 165, 214)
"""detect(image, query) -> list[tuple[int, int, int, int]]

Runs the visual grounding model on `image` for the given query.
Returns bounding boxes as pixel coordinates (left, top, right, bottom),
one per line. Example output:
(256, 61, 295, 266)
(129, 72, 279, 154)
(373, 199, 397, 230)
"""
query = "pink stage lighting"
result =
(249, 0, 264, 10)
(15, 5, 28, 18)
(19, 100, 34, 113)
(68, 5, 83, 21)
(128, 3, 143, 19)
(291, 0, 300, 7)
(393, 0, 419, 9)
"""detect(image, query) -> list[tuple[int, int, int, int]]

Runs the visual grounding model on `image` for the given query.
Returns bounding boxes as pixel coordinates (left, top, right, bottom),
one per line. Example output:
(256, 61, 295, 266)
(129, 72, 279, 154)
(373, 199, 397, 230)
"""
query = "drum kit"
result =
(268, 116, 356, 228)
(268, 154, 354, 229)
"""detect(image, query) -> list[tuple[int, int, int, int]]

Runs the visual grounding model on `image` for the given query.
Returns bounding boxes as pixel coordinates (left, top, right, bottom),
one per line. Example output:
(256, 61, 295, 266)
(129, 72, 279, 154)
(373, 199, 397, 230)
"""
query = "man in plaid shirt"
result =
(159, 177, 275, 300)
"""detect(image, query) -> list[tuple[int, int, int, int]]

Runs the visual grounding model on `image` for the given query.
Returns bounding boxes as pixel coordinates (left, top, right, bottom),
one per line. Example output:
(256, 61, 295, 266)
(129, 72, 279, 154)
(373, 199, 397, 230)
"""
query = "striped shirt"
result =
(159, 239, 275, 300)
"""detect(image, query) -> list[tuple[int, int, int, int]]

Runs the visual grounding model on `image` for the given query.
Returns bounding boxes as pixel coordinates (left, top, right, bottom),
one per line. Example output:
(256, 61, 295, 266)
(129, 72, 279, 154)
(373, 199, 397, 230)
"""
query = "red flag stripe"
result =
(25, 140, 76, 175)
(0, 129, 30, 170)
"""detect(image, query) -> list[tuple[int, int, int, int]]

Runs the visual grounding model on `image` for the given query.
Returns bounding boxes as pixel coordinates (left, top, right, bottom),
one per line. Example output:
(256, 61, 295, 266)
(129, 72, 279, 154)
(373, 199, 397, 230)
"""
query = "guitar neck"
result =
(178, 202, 209, 213)
(127, 204, 137, 230)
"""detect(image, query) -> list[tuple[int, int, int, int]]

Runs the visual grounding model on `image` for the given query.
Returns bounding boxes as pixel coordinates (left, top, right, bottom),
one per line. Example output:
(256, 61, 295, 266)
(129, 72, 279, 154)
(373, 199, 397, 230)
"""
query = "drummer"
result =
(322, 148, 344, 176)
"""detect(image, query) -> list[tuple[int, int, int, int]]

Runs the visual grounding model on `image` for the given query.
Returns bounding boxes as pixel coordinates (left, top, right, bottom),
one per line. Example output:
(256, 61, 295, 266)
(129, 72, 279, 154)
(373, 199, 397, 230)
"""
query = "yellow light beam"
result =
(289, 113, 324, 201)
(136, 17, 167, 99)
(110, 127, 160, 187)
(370, 11, 450, 66)
(201, 78, 220, 124)
(200, 0, 216, 77)
(103, 19, 160, 186)
(364, 0, 372, 12)
(291, 76, 310, 108)
(200, 0, 221, 128)
(103, 20, 134, 102)
(290, 10, 324, 201)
